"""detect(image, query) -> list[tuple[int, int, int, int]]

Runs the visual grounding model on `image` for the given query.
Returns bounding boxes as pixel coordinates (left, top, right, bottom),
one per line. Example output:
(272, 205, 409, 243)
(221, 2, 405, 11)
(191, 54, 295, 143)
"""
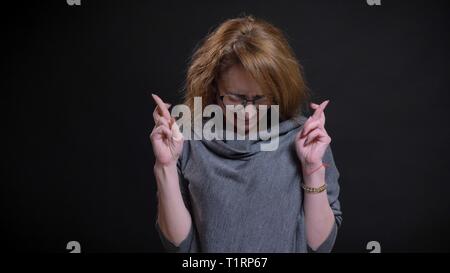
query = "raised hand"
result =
(295, 100, 332, 172)
(149, 94, 183, 167)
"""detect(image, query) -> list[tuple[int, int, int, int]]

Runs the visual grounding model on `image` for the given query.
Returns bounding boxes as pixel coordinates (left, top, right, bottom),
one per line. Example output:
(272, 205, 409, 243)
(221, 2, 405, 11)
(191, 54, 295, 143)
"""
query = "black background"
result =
(2, 0, 450, 252)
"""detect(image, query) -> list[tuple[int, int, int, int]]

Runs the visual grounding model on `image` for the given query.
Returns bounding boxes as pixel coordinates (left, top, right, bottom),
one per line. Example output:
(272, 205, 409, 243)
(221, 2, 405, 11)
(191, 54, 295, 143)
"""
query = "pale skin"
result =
(150, 64, 335, 250)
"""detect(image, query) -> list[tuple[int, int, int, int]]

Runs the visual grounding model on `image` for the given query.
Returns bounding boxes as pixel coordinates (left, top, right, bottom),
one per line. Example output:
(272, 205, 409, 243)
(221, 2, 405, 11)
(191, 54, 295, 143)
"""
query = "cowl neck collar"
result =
(196, 113, 307, 159)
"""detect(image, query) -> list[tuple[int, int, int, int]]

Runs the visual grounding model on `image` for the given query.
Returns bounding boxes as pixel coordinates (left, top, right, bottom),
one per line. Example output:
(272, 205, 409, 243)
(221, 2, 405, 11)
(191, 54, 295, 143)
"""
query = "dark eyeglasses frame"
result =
(218, 93, 268, 107)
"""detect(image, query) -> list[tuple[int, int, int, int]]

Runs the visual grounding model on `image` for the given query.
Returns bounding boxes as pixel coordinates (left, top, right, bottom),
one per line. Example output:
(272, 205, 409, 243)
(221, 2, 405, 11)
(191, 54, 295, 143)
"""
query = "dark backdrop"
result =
(2, 0, 450, 252)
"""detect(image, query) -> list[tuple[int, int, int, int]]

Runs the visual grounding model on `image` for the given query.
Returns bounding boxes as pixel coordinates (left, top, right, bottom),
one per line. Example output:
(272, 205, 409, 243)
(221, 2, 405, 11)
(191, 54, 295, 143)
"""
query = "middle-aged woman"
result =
(150, 15, 342, 253)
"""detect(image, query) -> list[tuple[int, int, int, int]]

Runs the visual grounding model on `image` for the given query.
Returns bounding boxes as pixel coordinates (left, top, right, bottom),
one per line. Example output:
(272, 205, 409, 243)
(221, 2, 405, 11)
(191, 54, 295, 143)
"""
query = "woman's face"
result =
(216, 64, 268, 133)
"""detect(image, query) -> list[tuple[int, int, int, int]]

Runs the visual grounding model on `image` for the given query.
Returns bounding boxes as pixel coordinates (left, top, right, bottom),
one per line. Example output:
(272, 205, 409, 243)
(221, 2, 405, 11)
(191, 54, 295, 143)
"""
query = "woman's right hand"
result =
(150, 94, 184, 167)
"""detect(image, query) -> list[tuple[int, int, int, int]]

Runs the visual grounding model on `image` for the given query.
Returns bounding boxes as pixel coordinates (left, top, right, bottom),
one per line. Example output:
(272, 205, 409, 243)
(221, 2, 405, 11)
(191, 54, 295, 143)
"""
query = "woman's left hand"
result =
(295, 100, 332, 172)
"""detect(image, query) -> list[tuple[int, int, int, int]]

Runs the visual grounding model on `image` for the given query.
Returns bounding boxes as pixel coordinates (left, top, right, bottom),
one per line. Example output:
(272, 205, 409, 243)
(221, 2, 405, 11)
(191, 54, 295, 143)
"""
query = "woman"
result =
(150, 15, 342, 253)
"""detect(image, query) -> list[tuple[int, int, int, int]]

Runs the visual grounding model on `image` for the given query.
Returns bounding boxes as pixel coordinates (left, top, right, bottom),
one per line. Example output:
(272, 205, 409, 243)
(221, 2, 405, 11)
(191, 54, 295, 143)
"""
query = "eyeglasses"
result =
(219, 93, 269, 107)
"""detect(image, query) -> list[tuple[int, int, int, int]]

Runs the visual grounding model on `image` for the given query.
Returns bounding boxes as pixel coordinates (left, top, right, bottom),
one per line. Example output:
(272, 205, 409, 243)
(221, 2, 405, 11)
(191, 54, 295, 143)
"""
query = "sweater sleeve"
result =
(155, 143, 200, 253)
(155, 217, 198, 253)
(307, 145, 343, 253)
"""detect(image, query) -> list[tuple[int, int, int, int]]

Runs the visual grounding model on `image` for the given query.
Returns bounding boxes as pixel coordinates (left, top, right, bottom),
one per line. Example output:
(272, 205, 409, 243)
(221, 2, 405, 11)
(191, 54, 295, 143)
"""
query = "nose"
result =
(244, 104, 257, 120)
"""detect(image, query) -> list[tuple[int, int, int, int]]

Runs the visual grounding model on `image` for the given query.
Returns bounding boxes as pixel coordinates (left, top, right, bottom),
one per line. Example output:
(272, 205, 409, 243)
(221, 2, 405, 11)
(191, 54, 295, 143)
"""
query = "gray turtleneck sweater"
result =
(155, 115, 342, 253)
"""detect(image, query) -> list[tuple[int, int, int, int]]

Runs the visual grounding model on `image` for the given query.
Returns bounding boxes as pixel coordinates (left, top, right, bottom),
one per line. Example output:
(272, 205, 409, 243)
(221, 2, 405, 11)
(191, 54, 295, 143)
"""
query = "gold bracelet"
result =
(301, 183, 327, 194)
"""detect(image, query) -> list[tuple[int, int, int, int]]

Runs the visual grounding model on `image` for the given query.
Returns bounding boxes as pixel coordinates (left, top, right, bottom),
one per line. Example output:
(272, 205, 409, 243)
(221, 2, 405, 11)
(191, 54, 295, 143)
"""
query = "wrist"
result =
(154, 161, 177, 170)
(154, 162, 178, 187)
(301, 161, 326, 187)
(301, 160, 323, 174)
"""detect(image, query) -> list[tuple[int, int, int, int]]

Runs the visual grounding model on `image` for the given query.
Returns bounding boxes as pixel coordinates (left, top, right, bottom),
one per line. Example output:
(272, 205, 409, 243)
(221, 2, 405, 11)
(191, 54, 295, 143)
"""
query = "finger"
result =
(169, 117, 176, 127)
(155, 116, 170, 127)
(151, 93, 171, 120)
(311, 103, 326, 125)
(171, 121, 183, 141)
(317, 111, 326, 129)
(297, 129, 307, 146)
(310, 106, 326, 127)
(301, 118, 323, 137)
(314, 130, 332, 145)
(315, 129, 331, 145)
(310, 103, 319, 109)
(153, 107, 170, 124)
(311, 100, 327, 120)
(153, 107, 159, 123)
(150, 125, 172, 141)
(304, 128, 321, 146)
(312, 100, 329, 120)
(304, 128, 330, 146)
